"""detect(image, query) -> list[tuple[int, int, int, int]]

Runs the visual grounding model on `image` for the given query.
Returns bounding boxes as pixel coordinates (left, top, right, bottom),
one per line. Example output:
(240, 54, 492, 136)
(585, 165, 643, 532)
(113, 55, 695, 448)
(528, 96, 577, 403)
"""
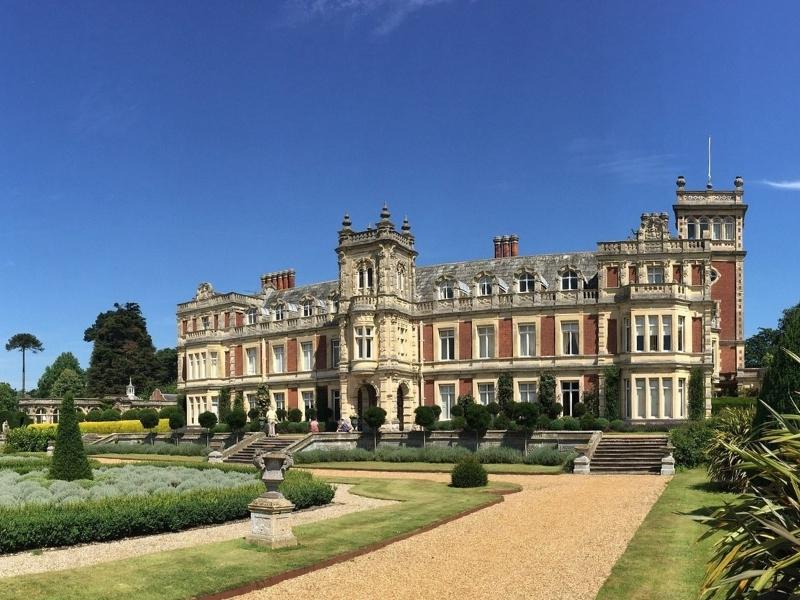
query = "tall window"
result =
(357, 264, 374, 291)
(648, 316, 659, 351)
(561, 321, 579, 355)
(561, 269, 579, 290)
(519, 324, 536, 357)
(687, 218, 698, 239)
(301, 342, 313, 371)
(274, 305, 284, 321)
(635, 378, 646, 418)
(246, 308, 259, 325)
(302, 301, 313, 317)
(647, 266, 664, 284)
(209, 352, 218, 377)
(518, 272, 535, 293)
(662, 316, 672, 351)
(273, 345, 285, 373)
(623, 317, 631, 352)
(202, 316, 210, 329)
(699, 217, 709, 238)
(478, 276, 493, 296)
(396, 267, 406, 292)
(477, 326, 495, 358)
(211, 396, 219, 416)
(624, 378, 631, 419)
(678, 316, 686, 352)
(439, 281, 454, 300)
(712, 218, 722, 240)
(330, 338, 340, 368)
(302, 391, 314, 414)
(723, 217, 735, 241)
(355, 326, 373, 359)
(273, 392, 285, 411)
(519, 382, 537, 403)
(439, 384, 455, 419)
(663, 378, 673, 418)
(478, 382, 495, 405)
(678, 378, 686, 417)
(561, 381, 580, 416)
(246, 348, 257, 376)
(649, 378, 660, 418)
(439, 328, 455, 361)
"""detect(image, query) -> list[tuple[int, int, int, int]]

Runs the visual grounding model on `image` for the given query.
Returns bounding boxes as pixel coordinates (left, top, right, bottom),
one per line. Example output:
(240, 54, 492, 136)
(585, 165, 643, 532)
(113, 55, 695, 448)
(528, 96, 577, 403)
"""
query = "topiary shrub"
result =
(548, 418, 565, 430)
(492, 413, 513, 431)
(595, 417, 611, 431)
(121, 409, 141, 420)
(610, 419, 626, 432)
(688, 366, 706, 420)
(579, 413, 596, 430)
(224, 408, 247, 440)
(276, 407, 287, 422)
(198, 411, 218, 432)
(99, 408, 121, 422)
(562, 416, 580, 431)
(486, 401, 501, 417)
(86, 409, 103, 422)
(451, 416, 466, 430)
(50, 393, 93, 481)
(168, 411, 185, 433)
(451, 456, 488, 488)
(287, 408, 303, 423)
(431, 405, 442, 421)
(4, 426, 54, 452)
(535, 414, 551, 430)
(464, 403, 491, 450)
(414, 406, 436, 447)
(572, 402, 587, 418)
(278, 470, 335, 509)
(525, 445, 566, 466)
(450, 405, 464, 418)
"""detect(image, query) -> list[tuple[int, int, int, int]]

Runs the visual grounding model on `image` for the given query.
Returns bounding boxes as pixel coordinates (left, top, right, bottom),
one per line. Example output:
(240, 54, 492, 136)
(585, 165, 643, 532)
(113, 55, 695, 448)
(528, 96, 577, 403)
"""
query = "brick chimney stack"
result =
(510, 234, 519, 257)
(261, 269, 297, 291)
(501, 235, 510, 257)
(493, 236, 502, 258)
(493, 235, 519, 258)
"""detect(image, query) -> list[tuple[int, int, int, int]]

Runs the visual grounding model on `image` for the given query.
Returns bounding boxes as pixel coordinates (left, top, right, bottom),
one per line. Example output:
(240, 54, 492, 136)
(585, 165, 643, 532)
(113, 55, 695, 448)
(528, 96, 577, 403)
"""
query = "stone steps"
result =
(590, 434, 668, 475)
(224, 438, 294, 464)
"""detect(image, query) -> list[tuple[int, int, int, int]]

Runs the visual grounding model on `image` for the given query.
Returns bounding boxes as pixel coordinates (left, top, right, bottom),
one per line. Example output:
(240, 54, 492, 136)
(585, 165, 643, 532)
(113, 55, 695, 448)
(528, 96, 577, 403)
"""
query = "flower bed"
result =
(295, 445, 574, 466)
(85, 442, 211, 457)
(28, 419, 171, 434)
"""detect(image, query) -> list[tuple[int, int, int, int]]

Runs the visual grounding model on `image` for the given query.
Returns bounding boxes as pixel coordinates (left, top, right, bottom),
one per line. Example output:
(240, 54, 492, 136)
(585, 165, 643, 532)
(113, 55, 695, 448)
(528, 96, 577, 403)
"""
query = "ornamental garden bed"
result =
(0, 463, 333, 554)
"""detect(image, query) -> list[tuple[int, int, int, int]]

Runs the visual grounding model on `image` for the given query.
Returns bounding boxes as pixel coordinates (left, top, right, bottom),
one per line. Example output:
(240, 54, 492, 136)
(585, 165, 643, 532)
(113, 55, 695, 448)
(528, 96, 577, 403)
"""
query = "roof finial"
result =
(342, 212, 352, 228)
(380, 202, 390, 221)
(706, 136, 713, 190)
(401, 215, 411, 232)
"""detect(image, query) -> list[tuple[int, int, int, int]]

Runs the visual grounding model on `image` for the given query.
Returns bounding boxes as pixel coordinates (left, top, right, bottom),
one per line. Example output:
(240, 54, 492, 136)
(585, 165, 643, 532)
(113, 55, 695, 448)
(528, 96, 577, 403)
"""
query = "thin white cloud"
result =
(567, 138, 677, 184)
(762, 180, 800, 190)
(281, 0, 461, 36)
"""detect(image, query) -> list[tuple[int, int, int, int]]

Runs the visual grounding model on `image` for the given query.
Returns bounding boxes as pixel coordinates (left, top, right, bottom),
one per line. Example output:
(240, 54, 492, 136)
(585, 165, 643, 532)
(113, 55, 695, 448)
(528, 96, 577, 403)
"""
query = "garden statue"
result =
(266, 406, 277, 437)
(247, 450, 297, 548)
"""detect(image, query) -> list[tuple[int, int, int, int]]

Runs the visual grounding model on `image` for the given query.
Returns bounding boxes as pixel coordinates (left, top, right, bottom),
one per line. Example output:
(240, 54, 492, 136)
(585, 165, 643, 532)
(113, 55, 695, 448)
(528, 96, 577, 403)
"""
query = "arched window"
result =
(561, 270, 579, 290)
(712, 218, 722, 240)
(357, 263, 374, 291)
(518, 272, 536, 293)
(330, 294, 340, 314)
(246, 307, 259, 325)
(274, 304, 284, 322)
(699, 217, 709, 239)
(687, 218, 698, 240)
(478, 276, 493, 296)
(301, 300, 314, 317)
(723, 217, 735, 241)
(439, 281, 454, 300)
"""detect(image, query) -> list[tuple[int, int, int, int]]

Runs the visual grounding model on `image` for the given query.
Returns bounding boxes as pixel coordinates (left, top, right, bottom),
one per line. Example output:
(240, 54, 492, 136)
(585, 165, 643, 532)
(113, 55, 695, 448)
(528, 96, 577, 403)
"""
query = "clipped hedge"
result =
(3, 427, 55, 452)
(279, 470, 335, 509)
(711, 396, 756, 415)
(0, 482, 262, 553)
(451, 457, 488, 488)
(524, 446, 568, 466)
(295, 445, 572, 466)
(85, 443, 211, 457)
(29, 419, 171, 434)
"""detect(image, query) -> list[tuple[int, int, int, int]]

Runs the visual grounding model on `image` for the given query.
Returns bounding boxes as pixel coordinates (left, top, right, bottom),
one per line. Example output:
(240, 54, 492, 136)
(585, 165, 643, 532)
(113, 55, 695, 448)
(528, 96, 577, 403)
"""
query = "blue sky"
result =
(1, 0, 799, 390)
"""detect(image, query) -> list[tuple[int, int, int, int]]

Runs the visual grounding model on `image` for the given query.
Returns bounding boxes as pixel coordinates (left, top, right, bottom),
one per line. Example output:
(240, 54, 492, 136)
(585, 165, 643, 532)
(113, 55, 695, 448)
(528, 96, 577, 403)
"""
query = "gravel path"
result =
(0, 484, 394, 578)
(234, 471, 668, 600)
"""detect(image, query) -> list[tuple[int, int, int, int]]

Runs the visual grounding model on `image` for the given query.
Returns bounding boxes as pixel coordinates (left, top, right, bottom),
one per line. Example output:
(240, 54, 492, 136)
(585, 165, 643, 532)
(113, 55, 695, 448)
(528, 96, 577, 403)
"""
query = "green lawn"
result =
(0, 476, 519, 600)
(297, 461, 562, 474)
(596, 468, 736, 600)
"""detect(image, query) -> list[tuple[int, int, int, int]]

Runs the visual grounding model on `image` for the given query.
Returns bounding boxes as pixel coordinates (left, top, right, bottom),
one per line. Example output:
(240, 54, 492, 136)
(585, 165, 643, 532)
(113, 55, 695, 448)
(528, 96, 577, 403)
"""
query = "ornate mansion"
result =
(177, 176, 747, 429)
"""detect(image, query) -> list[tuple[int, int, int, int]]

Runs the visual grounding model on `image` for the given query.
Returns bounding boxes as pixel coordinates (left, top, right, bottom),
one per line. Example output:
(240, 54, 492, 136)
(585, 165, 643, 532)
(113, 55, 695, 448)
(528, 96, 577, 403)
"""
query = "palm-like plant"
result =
(694, 349, 800, 598)
(5, 333, 44, 396)
(706, 406, 756, 492)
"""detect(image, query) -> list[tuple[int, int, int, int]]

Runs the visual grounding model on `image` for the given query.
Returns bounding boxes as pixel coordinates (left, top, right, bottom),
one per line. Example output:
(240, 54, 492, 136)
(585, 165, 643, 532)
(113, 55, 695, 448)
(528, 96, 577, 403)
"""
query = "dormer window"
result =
(518, 272, 535, 293)
(274, 305, 284, 322)
(561, 270, 579, 291)
(246, 308, 258, 325)
(439, 281, 454, 300)
(647, 267, 664, 284)
(302, 300, 313, 317)
(357, 264, 374, 291)
(478, 276, 493, 296)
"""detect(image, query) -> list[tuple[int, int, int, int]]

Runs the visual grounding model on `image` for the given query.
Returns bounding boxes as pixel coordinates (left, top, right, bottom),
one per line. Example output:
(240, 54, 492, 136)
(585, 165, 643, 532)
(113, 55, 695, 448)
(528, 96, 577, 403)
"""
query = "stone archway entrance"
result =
(356, 384, 377, 431)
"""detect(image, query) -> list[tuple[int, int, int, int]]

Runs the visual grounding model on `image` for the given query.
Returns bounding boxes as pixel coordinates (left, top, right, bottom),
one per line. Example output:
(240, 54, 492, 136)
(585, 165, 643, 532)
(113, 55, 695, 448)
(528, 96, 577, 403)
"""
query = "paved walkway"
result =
(0, 484, 394, 578)
(234, 470, 668, 600)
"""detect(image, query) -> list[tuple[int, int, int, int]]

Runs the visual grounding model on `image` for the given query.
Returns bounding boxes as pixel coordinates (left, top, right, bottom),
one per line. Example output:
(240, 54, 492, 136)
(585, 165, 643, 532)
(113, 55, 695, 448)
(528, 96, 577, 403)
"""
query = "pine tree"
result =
(50, 392, 93, 481)
(756, 304, 800, 425)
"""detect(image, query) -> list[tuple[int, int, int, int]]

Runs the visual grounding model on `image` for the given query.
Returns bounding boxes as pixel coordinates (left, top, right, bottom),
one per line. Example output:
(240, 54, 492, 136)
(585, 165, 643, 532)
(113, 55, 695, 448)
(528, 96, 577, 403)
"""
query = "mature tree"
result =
(5, 333, 44, 396)
(745, 327, 781, 368)
(50, 393, 93, 481)
(497, 372, 514, 412)
(36, 352, 84, 398)
(154, 347, 178, 389)
(83, 303, 159, 396)
(757, 304, 800, 425)
(0, 382, 17, 413)
(50, 368, 85, 398)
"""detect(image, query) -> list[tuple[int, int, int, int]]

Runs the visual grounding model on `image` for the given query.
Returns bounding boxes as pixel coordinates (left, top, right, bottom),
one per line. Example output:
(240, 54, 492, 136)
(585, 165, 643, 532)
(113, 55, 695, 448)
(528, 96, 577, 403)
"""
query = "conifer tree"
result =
(50, 392, 93, 481)
(756, 304, 800, 425)
(497, 372, 514, 412)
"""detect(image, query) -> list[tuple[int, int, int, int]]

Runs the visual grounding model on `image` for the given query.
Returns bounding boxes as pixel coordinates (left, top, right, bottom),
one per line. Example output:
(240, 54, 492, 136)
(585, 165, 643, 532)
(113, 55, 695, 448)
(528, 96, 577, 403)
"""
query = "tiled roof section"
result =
(414, 252, 598, 300)
(273, 279, 340, 303)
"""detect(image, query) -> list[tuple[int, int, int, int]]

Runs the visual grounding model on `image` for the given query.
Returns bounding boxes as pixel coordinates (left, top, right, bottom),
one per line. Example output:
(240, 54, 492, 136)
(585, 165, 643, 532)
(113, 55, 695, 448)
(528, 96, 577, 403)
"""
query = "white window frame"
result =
(439, 384, 455, 419)
(561, 380, 580, 416)
(678, 316, 685, 352)
(623, 317, 630, 352)
(687, 218, 698, 239)
(519, 382, 537, 403)
(246, 348, 257, 376)
(561, 321, 579, 355)
(274, 305, 284, 321)
(330, 338, 340, 368)
(246, 308, 259, 325)
(301, 342, 313, 371)
(477, 325, 495, 359)
(273, 345, 285, 373)
(723, 217, 735, 241)
(355, 326, 373, 359)
(649, 378, 660, 418)
(478, 276, 493, 297)
(518, 272, 535, 293)
(647, 266, 665, 284)
(439, 328, 455, 361)
(439, 281, 454, 300)
(273, 392, 285, 411)
(662, 315, 672, 351)
(648, 315, 659, 352)
(518, 324, 536, 357)
(561, 270, 579, 290)
(478, 382, 495, 405)
(663, 378, 673, 418)
(302, 301, 313, 317)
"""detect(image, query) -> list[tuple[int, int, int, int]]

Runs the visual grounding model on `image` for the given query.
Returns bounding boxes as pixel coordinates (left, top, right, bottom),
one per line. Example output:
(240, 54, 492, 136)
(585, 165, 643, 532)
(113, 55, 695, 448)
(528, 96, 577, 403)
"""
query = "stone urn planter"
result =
(247, 451, 297, 548)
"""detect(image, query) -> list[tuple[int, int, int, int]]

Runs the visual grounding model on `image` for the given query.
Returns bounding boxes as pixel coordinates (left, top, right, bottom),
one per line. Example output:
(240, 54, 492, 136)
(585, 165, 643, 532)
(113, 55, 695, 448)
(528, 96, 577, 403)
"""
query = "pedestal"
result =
(661, 454, 675, 476)
(247, 494, 298, 549)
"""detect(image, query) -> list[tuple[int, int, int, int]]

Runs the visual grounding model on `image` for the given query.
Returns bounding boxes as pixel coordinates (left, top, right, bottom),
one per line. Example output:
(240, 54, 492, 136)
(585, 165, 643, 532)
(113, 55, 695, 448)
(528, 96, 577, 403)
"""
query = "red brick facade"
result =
(673, 265, 682, 283)
(287, 338, 298, 372)
(233, 345, 243, 377)
(607, 318, 617, 354)
(459, 321, 472, 360)
(459, 378, 472, 397)
(606, 267, 619, 288)
(423, 324, 434, 362)
(541, 316, 555, 356)
(583, 315, 598, 355)
(288, 387, 298, 409)
(424, 379, 435, 405)
(691, 265, 703, 286)
(692, 317, 703, 353)
(315, 335, 327, 370)
(499, 318, 513, 358)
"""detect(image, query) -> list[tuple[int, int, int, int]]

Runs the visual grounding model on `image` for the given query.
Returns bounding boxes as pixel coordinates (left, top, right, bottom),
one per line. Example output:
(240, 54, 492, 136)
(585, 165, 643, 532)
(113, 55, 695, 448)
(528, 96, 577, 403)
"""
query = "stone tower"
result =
(673, 175, 747, 391)
(336, 205, 419, 428)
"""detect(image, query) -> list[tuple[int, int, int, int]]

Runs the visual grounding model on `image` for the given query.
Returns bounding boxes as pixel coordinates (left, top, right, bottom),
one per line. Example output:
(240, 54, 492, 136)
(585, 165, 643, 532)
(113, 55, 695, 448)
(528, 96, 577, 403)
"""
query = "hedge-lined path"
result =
(0, 484, 394, 579)
(232, 470, 668, 600)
